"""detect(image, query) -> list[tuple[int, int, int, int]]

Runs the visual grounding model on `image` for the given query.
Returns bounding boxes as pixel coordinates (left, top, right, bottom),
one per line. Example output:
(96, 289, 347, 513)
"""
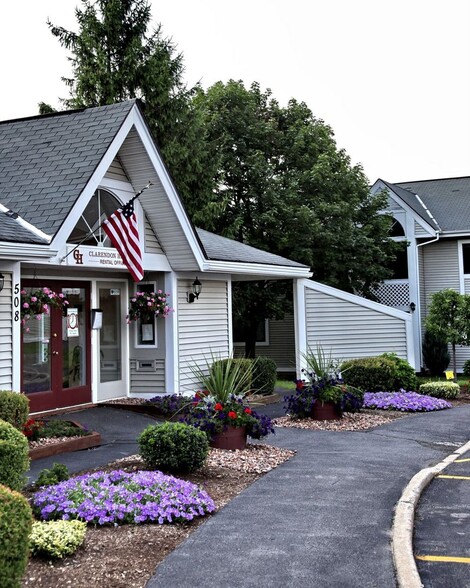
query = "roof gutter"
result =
(202, 259, 312, 278)
(0, 244, 56, 259)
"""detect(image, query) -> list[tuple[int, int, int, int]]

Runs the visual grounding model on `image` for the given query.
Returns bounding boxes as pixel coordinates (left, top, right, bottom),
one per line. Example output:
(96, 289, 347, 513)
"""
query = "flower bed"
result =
(33, 470, 216, 525)
(26, 420, 101, 460)
(363, 391, 452, 412)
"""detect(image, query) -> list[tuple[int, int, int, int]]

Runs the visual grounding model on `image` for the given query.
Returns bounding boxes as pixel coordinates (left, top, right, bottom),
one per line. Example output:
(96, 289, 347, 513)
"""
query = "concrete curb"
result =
(392, 440, 470, 588)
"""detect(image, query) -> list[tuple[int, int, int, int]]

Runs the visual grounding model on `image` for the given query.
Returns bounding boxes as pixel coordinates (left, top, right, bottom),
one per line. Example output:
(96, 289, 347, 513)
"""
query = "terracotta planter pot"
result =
(210, 426, 247, 451)
(310, 401, 342, 421)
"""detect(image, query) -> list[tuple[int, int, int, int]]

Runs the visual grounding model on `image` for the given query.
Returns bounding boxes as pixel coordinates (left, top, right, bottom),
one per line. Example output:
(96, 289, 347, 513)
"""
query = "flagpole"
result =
(59, 181, 153, 263)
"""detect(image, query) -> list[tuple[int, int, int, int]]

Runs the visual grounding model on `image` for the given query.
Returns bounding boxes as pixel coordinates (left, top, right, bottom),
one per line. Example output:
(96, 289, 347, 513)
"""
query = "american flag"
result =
(103, 198, 144, 282)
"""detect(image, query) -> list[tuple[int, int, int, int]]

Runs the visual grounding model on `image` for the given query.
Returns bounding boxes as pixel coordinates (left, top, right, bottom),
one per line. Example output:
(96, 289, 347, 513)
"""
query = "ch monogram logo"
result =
(73, 249, 84, 265)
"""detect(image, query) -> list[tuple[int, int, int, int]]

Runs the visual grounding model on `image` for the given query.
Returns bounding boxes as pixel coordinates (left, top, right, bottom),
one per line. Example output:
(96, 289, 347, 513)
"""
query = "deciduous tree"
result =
(425, 289, 470, 379)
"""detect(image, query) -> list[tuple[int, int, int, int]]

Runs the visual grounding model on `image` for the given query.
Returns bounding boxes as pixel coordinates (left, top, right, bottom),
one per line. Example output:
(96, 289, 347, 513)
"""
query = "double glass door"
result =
(22, 281, 91, 413)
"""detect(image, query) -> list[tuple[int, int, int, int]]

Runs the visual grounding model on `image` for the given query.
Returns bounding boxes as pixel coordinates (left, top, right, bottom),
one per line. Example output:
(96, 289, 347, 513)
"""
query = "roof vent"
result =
(5, 210, 18, 219)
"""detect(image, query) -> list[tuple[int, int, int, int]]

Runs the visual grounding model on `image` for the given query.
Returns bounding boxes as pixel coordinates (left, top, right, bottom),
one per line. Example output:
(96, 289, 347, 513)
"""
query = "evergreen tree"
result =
(47, 0, 217, 221)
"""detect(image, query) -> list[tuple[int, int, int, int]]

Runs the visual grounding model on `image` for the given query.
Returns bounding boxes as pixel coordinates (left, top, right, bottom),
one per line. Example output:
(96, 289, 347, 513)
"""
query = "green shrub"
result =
(381, 353, 418, 391)
(341, 356, 396, 392)
(39, 420, 89, 439)
(0, 391, 29, 430)
(0, 484, 33, 588)
(418, 381, 460, 399)
(138, 422, 209, 473)
(422, 330, 450, 376)
(252, 357, 277, 395)
(463, 359, 470, 378)
(0, 419, 30, 491)
(30, 520, 86, 559)
(35, 463, 70, 488)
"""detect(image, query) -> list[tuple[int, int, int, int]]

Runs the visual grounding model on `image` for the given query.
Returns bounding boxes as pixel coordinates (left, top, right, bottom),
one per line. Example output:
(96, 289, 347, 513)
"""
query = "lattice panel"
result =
(372, 282, 410, 308)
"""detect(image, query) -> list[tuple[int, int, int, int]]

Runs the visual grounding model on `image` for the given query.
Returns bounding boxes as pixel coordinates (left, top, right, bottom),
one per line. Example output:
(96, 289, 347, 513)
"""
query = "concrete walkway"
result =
(27, 404, 470, 587)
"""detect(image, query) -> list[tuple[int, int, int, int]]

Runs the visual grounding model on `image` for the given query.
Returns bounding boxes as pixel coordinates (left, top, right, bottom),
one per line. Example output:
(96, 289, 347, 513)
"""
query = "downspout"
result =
(414, 193, 442, 370)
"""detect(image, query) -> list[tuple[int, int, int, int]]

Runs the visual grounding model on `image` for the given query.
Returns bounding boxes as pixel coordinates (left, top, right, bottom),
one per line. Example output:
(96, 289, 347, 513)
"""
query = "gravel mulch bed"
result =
(29, 436, 86, 449)
(273, 410, 408, 431)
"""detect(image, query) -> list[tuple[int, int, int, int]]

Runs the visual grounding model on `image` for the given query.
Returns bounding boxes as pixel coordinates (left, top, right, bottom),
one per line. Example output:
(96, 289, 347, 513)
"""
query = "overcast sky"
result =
(1, 0, 469, 184)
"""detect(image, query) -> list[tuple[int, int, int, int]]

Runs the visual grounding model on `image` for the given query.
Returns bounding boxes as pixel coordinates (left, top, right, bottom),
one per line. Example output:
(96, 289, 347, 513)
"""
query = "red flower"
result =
(214, 403, 223, 411)
(244, 407, 252, 414)
(228, 411, 237, 419)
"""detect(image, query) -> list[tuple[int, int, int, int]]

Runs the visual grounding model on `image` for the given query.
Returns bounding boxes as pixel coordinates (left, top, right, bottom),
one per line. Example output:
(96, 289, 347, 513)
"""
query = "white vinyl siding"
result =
(144, 216, 163, 254)
(421, 240, 459, 315)
(129, 359, 165, 394)
(0, 274, 13, 388)
(118, 129, 199, 270)
(415, 221, 432, 236)
(104, 156, 130, 182)
(177, 279, 229, 394)
(305, 288, 408, 361)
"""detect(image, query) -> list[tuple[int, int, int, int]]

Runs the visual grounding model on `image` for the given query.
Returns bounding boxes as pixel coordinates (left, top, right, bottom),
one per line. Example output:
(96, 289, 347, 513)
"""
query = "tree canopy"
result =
(47, 0, 217, 223)
(425, 288, 470, 379)
(48, 7, 400, 355)
(193, 80, 397, 295)
(193, 81, 398, 355)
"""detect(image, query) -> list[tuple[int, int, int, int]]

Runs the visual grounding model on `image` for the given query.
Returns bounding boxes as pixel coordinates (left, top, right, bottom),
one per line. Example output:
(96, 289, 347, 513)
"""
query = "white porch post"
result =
(165, 272, 178, 393)
(11, 262, 21, 392)
(293, 278, 307, 379)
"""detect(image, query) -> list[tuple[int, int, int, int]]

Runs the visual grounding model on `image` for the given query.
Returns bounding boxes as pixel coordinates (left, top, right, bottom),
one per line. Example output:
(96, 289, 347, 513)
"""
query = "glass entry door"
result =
(98, 283, 127, 400)
(22, 281, 91, 413)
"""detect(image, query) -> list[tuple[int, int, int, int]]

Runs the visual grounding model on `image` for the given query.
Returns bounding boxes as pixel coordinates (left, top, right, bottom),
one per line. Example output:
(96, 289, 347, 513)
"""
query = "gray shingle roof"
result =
(390, 177, 470, 233)
(0, 101, 135, 235)
(0, 211, 49, 244)
(196, 228, 309, 268)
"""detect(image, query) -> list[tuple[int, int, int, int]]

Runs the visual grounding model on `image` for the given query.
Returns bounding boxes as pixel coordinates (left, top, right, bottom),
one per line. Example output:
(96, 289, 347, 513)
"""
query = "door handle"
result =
(52, 351, 59, 356)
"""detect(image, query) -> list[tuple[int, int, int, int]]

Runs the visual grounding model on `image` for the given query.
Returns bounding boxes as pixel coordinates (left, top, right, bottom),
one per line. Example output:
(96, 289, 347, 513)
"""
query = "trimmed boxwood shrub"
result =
(418, 381, 460, 399)
(0, 419, 30, 491)
(341, 356, 396, 392)
(30, 520, 86, 559)
(0, 391, 29, 430)
(138, 421, 209, 473)
(341, 354, 417, 392)
(0, 483, 33, 588)
(252, 357, 277, 395)
(381, 353, 418, 391)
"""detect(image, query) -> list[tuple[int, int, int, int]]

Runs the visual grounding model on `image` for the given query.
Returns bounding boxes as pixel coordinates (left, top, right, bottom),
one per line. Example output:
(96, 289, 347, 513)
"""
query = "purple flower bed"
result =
(32, 470, 216, 526)
(363, 391, 452, 412)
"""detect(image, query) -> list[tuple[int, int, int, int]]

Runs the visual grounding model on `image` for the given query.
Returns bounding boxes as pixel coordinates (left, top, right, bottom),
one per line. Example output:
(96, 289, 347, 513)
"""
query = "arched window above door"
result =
(390, 219, 406, 237)
(68, 189, 121, 246)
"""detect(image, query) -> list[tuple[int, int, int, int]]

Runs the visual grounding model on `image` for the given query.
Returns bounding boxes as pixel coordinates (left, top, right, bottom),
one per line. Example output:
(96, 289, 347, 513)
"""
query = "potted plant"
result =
(284, 345, 363, 420)
(21, 287, 69, 331)
(182, 355, 274, 449)
(127, 290, 173, 323)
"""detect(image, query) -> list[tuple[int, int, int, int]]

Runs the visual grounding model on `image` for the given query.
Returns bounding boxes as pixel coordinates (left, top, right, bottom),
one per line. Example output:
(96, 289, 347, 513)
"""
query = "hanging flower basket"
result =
(21, 288, 69, 331)
(127, 291, 173, 323)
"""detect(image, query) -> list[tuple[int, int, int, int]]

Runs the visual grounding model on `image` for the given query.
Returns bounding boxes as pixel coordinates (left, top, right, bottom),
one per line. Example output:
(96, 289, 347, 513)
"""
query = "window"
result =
(69, 189, 121, 245)
(390, 219, 406, 237)
(462, 244, 470, 274)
